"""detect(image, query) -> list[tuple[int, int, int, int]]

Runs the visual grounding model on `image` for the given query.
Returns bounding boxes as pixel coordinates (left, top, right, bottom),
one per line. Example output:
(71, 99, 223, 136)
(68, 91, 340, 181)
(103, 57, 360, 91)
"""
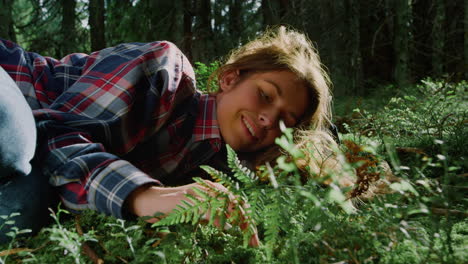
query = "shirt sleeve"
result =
(1, 39, 196, 218)
(0, 38, 88, 109)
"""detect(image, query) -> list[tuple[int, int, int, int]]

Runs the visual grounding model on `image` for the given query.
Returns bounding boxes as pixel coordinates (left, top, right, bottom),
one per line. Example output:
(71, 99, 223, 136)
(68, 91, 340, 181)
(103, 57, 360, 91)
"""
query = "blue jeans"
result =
(0, 66, 57, 243)
(0, 160, 57, 243)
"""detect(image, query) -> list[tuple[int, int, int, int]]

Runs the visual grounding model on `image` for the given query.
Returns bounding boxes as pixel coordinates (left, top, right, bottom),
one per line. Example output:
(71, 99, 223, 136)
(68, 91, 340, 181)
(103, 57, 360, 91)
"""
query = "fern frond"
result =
(152, 181, 231, 228)
(191, 187, 210, 200)
(200, 165, 236, 190)
(264, 201, 281, 260)
(243, 188, 266, 219)
(226, 145, 258, 185)
(153, 196, 208, 227)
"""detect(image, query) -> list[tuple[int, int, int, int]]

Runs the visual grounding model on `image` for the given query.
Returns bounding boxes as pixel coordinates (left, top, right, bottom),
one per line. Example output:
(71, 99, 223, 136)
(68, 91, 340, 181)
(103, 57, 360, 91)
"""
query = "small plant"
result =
(153, 145, 258, 248)
(357, 80, 466, 153)
(194, 61, 220, 92)
(44, 207, 96, 264)
(0, 79, 464, 264)
(105, 219, 140, 258)
(0, 212, 32, 264)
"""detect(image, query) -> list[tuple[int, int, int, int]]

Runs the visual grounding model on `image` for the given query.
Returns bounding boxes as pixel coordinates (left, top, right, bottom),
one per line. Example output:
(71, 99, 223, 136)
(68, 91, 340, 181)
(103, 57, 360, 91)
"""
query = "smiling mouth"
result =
(242, 116, 258, 140)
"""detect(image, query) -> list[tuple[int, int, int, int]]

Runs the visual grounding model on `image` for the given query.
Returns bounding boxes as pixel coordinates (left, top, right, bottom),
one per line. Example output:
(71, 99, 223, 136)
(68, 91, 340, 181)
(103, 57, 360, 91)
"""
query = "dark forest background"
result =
(0, 2, 467, 262)
(0, 0, 466, 96)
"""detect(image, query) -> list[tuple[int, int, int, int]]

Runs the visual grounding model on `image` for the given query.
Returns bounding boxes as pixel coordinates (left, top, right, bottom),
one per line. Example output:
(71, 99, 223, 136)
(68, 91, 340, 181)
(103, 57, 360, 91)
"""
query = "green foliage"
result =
(194, 61, 221, 92)
(0, 79, 465, 263)
(152, 177, 231, 228)
(44, 208, 97, 264)
(354, 80, 466, 148)
(6, 0, 466, 94)
(0, 213, 31, 264)
(226, 145, 259, 186)
(152, 145, 260, 247)
(402, 80, 464, 139)
(11, 0, 89, 57)
(344, 80, 467, 183)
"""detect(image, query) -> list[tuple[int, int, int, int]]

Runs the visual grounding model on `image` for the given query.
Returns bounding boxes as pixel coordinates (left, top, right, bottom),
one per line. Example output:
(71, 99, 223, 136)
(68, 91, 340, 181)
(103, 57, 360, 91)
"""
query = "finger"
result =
(201, 180, 239, 213)
(187, 182, 225, 205)
(198, 180, 258, 236)
(202, 180, 230, 194)
(201, 208, 233, 230)
(202, 180, 237, 203)
(213, 215, 233, 230)
(249, 233, 260, 247)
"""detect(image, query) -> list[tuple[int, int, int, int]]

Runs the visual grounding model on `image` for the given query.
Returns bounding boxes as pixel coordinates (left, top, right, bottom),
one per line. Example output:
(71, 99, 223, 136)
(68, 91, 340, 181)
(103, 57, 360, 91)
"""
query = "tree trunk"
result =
(0, 0, 16, 41)
(89, 0, 106, 51)
(290, 0, 307, 30)
(61, 0, 76, 55)
(213, 0, 222, 33)
(105, 0, 132, 45)
(394, 0, 412, 87)
(193, 0, 213, 62)
(279, 0, 288, 19)
(168, 0, 184, 45)
(229, 0, 242, 45)
(183, 0, 194, 62)
(432, 0, 445, 76)
(465, 0, 468, 79)
(262, 0, 282, 27)
(262, 0, 274, 26)
(319, 0, 347, 96)
(346, 0, 362, 95)
(318, 0, 334, 89)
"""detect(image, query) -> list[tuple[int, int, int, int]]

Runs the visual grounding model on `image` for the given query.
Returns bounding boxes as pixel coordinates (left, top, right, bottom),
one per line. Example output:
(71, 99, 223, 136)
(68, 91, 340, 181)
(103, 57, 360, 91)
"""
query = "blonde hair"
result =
(211, 26, 338, 173)
(211, 26, 332, 132)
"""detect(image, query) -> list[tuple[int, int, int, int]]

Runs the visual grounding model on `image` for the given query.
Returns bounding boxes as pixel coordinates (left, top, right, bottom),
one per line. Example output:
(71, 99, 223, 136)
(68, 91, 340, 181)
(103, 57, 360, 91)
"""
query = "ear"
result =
(219, 70, 240, 92)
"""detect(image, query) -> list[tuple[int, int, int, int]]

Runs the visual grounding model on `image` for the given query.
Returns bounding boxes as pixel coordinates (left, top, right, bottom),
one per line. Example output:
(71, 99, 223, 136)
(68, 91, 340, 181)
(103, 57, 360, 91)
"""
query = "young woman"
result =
(0, 26, 334, 245)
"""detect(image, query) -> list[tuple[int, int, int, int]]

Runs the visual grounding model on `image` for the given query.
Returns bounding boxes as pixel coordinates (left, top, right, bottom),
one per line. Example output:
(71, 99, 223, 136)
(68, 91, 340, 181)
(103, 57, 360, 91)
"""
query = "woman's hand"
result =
(198, 180, 260, 247)
(126, 180, 260, 247)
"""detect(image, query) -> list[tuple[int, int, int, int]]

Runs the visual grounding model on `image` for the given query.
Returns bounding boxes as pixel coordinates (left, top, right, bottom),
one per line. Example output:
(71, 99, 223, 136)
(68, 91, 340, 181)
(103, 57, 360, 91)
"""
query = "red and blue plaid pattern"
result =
(0, 39, 222, 218)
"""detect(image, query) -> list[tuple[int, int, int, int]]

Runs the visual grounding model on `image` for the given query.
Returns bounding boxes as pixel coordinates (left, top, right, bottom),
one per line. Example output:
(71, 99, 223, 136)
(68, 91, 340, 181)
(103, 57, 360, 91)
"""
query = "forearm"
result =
(126, 180, 261, 247)
(126, 184, 191, 223)
(37, 124, 160, 217)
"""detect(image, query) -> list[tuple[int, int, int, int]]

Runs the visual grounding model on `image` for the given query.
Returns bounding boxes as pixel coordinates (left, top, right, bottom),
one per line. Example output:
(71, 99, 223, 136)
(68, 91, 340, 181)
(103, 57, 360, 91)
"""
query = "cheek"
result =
(245, 92, 261, 110)
(243, 86, 262, 107)
(264, 129, 282, 145)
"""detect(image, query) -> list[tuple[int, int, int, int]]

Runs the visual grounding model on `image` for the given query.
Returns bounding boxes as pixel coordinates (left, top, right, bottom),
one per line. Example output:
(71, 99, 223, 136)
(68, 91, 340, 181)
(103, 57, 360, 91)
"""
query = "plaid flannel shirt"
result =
(0, 39, 223, 219)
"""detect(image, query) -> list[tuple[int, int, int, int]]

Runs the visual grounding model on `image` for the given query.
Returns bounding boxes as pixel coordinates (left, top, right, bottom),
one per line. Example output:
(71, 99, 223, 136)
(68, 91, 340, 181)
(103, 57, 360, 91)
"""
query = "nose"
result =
(258, 109, 279, 130)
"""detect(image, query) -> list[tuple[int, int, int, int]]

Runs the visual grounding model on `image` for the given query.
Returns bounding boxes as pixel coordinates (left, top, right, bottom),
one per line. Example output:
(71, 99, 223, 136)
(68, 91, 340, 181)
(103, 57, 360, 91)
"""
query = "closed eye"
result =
(259, 89, 272, 103)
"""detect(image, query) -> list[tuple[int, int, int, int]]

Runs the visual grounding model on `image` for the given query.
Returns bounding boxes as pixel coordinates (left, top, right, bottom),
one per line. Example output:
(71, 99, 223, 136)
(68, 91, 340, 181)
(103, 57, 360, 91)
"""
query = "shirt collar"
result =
(193, 94, 222, 142)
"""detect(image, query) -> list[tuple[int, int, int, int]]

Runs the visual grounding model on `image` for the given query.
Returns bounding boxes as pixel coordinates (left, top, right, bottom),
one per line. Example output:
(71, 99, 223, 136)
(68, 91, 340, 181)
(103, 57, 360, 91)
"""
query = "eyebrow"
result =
(264, 79, 300, 123)
(265, 79, 282, 96)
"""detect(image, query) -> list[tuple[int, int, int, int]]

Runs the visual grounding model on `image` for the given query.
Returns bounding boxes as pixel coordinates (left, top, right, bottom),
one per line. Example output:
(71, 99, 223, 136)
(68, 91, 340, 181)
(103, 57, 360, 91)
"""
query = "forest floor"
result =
(0, 78, 466, 263)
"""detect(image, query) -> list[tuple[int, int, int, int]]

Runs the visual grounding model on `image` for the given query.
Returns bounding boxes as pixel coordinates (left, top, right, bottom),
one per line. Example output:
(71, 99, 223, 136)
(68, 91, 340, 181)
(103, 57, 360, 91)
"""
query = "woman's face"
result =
(216, 70, 309, 152)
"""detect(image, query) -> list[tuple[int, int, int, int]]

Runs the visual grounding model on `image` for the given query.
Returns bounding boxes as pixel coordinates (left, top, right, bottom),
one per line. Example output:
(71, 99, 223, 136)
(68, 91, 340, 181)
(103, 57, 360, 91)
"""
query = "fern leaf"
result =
(191, 187, 210, 200)
(246, 189, 266, 219)
(185, 194, 200, 205)
(200, 165, 236, 189)
(154, 198, 205, 227)
(263, 193, 281, 260)
(152, 182, 231, 229)
(192, 209, 200, 225)
(192, 177, 231, 197)
(226, 145, 258, 185)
